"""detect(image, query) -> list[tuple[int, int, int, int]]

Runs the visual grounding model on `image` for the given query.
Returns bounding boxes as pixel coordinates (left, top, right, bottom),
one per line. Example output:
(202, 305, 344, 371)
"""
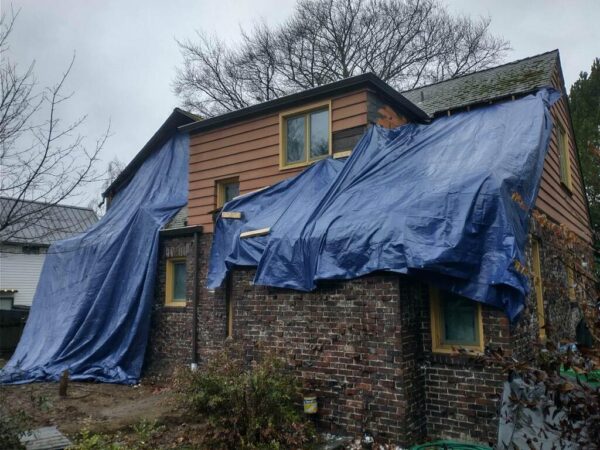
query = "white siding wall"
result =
(0, 251, 46, 307)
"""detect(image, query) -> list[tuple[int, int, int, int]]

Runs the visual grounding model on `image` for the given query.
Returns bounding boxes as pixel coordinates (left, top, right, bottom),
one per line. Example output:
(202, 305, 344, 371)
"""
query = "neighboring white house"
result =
(0, 197, 98, 309)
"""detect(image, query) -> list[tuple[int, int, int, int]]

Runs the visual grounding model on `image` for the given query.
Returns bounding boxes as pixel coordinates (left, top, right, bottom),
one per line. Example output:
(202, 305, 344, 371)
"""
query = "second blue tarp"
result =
(208, 90, 558, 320)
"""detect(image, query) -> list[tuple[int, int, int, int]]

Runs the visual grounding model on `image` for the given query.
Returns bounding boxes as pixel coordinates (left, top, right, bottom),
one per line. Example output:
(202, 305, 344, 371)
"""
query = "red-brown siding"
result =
(534, 68, 592, 243)
(188, 90, 370, 232)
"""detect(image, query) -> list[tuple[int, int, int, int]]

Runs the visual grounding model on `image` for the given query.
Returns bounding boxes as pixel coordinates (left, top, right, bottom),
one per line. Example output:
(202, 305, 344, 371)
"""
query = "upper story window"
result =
(558, 123, 572, 191)
(280, 102, 331, 169)
(166, 257, 187, 307)
(216, 177, 240, 209)
(429, 288, 484, 353)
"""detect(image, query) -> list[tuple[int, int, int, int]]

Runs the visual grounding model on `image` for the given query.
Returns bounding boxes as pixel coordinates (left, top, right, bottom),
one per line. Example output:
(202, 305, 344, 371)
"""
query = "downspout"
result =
(191, 229, 200, 370)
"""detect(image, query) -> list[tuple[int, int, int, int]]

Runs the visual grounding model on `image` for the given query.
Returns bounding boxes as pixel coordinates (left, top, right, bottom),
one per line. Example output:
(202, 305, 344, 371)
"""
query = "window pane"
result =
(309, 109, 329, 158)
(0, 297, 13, 310)
(224, 182, 239, 203)
(286, 115, 305, 164)
(441, 292, 478, 345)
(172, 262, 186, 301)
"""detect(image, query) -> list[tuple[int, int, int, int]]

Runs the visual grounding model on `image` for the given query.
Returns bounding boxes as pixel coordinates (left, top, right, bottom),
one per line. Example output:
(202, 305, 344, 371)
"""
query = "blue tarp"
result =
(208, 90, 559, 320)
(0, 133, 189, 384)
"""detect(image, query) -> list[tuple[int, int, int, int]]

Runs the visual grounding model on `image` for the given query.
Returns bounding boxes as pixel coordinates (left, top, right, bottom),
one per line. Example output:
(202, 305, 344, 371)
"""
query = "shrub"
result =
(0, 389, 29, 450)
(178, 350, 315, 449)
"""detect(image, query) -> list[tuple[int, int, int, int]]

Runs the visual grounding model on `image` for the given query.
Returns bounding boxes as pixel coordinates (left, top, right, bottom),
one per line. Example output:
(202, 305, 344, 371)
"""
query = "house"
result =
(104, 50, 595, 445)
(0, 197, 98, 310)
(0, 198, 98, 355)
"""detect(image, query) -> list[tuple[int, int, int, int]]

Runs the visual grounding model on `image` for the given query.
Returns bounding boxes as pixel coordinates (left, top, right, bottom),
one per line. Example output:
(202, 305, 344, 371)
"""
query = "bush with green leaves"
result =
(178, 350, 314, 449)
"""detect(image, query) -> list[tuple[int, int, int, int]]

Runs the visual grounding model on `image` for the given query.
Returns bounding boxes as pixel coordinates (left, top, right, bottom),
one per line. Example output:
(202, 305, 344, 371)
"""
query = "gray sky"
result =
(6, 0, 600, 207)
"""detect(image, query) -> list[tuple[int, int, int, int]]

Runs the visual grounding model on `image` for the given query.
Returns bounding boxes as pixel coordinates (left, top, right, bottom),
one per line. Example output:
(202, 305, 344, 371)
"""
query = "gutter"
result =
(178, 73, 429, 136)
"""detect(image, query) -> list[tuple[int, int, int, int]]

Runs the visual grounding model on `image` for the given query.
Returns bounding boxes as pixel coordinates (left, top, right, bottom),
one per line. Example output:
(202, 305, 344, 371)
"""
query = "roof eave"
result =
(179, 73, 429, 135)
(102, 108, 198, 198)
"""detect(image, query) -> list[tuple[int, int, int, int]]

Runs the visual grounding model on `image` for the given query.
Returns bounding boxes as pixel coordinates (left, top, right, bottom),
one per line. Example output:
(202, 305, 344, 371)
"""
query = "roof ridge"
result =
(402, 49, 559, 94)
(0, 196, 96, 213)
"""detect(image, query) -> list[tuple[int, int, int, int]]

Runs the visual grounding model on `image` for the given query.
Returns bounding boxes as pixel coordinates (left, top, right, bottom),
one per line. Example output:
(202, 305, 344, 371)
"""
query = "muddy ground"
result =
(0, 372, 207, 448)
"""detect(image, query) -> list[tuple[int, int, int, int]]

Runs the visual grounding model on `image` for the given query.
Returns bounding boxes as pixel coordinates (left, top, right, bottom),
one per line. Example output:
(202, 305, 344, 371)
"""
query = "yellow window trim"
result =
(429, 287, 484, 354)
(531, 239, 545, 339)
(216, 177, 239, 208)
(558, 123, 573, 191)
(279, 100, 332, 170)
(165, 257, 187, 307)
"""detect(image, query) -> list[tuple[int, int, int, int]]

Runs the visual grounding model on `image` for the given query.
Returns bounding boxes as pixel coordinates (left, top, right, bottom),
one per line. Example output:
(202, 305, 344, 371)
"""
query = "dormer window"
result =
(280, 101, 331, 169)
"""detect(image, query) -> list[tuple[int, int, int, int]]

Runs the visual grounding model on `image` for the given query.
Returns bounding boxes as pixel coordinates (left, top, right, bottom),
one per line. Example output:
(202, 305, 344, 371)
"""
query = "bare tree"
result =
(174, 0, 510, 117)
(87, 156, 125, 217)
(0, 8, 108, 243)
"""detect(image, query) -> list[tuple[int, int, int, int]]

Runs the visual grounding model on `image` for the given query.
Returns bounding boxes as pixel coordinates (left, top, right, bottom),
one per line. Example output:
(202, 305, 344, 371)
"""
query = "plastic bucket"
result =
(303, 395, 318, 414)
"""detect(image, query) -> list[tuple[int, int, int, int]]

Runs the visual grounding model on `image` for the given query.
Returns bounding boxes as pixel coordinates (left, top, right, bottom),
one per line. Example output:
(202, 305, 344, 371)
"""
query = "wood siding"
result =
(0, 248, 46, 307)
(534, 68, 592, 243)
(188, 90, 370, 232)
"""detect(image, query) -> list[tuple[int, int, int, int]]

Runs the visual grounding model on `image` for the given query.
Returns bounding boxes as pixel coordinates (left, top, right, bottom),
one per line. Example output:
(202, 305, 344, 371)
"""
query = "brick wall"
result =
(145, 235, 195, 375)
(145, 231, 587, 445)
(420, 288, 509, 445)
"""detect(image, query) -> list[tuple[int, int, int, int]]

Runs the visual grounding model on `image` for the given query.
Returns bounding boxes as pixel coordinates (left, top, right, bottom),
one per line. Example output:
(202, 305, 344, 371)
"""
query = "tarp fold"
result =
(208, 90, 559, 320)
(1, 133, 189, 384)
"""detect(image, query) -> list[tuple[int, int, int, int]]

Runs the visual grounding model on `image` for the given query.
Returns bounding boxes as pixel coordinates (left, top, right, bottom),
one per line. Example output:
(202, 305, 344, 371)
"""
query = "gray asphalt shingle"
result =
(402, 50, 558, 117)
(0, 197, 98, 245)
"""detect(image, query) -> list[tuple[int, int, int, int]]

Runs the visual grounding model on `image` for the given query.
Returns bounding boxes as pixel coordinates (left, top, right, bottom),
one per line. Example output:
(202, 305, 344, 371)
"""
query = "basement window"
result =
(280, 101, 331, 169)
(430, 288, 484, 353)
(558, 124, 572, 191)
(531, 239, 546, 339)
(216, 177, 240, 209)
(165, 258, 187, 307)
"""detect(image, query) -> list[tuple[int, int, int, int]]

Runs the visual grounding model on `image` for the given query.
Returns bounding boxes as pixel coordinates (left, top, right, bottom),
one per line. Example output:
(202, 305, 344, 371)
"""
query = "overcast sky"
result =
(6, 0, 600, 207)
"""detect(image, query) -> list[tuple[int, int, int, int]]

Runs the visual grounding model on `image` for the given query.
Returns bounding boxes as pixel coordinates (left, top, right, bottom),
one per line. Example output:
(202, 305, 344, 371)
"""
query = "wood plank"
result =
(221, 211, 243, 219)
(190, 146, 279, 172)
(192, 114, 278, 145)
(332, 102, 368, 122)
(240, 227, 270, 238)
(191, 123, 279, 153)
(189, 135, 279, 164)
(332, 113, 368, 132)
(190, 155, 279, 179)
(331, 90, 368, 109)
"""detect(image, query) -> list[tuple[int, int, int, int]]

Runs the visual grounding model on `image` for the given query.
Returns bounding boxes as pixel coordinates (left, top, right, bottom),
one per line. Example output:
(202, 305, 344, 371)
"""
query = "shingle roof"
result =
(402, 50, 559, 117)
(0, 197, 98, 245)
(163, 206, 188, 230)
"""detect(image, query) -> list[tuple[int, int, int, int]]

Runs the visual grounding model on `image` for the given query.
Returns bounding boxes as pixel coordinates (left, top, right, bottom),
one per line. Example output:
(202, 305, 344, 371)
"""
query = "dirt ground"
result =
(0, 371, 207, 448)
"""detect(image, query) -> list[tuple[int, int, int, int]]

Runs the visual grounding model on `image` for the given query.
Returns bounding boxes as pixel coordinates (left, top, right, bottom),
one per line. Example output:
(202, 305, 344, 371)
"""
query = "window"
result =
(216, 178, 240, 208)
(566, 266, 576, 302)
(0, 296, 14, 310)
(280, 102, 331, 169)
(430, 288, 484, 353)
(166, 258, 187, 306)
(531, 239, 545, 339)
(558, 124, 572, 190)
